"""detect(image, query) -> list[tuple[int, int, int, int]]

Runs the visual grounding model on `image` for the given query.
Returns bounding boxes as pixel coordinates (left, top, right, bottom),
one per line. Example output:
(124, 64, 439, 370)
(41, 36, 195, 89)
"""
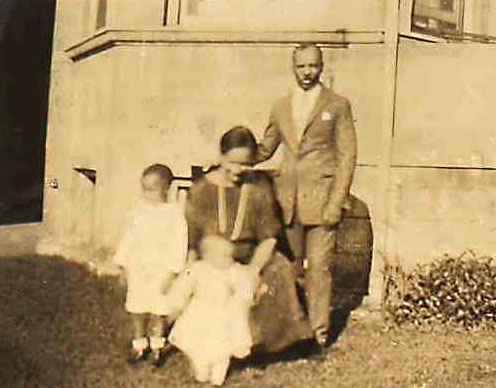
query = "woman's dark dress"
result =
(185, 171, 312, 353)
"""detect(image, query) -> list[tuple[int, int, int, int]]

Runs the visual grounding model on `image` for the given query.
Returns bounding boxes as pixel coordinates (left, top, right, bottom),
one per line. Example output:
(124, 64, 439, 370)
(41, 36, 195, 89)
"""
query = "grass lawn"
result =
(0, 256, 495, 388)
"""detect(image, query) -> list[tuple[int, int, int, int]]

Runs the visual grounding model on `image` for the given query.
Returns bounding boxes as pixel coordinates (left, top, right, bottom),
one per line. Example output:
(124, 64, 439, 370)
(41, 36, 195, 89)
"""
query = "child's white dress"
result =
(165, 260, 257, 364)
(114, 198, 188, 315)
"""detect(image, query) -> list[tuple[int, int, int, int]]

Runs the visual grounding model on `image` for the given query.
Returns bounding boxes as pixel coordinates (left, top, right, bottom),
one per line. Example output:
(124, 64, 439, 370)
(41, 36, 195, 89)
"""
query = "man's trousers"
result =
(285, 212, 336, 336)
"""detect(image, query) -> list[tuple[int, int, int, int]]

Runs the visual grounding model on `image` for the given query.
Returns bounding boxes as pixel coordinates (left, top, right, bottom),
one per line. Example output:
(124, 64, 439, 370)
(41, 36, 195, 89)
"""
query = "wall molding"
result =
(65, 28, 386, 62)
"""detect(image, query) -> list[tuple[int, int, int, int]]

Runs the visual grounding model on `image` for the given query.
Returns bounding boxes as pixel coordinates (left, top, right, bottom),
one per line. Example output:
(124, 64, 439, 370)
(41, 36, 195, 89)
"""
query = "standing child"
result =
(115, 164, 187, 366)
(164, 235, 273, 386)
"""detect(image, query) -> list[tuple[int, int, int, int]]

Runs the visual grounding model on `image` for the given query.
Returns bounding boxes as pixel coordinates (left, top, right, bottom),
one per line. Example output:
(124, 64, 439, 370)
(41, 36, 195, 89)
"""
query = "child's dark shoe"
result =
(127, 348, 147, 365)
(151, 342, 174, 369)
(150, 349, 163, 367)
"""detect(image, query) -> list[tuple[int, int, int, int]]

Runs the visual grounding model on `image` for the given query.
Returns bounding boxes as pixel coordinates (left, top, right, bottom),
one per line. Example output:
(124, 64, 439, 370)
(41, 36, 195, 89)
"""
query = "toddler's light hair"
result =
(200, 235, 234, 265)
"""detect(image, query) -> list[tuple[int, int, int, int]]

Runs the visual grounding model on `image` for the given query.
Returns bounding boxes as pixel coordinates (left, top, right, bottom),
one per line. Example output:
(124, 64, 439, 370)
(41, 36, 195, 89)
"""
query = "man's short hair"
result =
(292, 43, 323, 64)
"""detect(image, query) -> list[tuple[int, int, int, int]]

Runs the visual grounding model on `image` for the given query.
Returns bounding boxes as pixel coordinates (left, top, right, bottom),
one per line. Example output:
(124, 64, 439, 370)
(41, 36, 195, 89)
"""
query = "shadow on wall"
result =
(0, 0, 56, 225)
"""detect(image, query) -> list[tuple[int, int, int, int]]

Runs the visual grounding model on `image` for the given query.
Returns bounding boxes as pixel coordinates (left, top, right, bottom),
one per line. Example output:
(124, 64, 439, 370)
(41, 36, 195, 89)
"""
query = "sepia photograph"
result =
(1, 0, 496, 387)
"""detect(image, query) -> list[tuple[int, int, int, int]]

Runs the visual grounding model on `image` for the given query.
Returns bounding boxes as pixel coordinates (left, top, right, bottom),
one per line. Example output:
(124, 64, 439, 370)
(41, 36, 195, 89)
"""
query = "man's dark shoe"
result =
(314, 328, 329, 348)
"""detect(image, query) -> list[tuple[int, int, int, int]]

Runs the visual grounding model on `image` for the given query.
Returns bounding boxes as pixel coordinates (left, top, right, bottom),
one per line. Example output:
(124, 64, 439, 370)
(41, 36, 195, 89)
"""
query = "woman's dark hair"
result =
(141, 163, 174, 188)
(220, 126, 258, 155)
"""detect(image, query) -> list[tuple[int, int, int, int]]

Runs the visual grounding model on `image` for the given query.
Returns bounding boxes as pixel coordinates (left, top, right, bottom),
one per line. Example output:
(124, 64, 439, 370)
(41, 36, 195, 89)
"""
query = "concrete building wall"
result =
(465, 0, 496, 37)
(387, 40, 496, 269)
(386, 168, 496, 270)
(46, 43, 388, 251)
(41, 0, 496, 306)
(394, 41, 496, 168)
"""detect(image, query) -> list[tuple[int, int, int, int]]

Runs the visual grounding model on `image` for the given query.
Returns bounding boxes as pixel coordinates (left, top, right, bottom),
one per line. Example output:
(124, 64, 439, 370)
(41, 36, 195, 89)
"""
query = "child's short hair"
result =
(141, 164, 174, 190)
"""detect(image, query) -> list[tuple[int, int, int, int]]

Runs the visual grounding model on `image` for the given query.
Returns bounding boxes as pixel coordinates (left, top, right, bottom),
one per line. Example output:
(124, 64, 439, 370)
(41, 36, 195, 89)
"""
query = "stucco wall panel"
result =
(393, 42, 496, 168)
(386, 167, 496, 269)
(83, 44, 388, 247)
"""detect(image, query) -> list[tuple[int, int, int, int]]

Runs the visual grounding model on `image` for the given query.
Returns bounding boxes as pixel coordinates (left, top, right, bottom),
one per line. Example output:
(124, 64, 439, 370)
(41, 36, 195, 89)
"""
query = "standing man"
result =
(255, 43, 357, 346)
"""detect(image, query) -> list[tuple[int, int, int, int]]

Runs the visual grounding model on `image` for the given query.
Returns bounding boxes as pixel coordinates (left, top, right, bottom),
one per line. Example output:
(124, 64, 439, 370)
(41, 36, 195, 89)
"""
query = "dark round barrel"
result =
(331, 195, 373, 311)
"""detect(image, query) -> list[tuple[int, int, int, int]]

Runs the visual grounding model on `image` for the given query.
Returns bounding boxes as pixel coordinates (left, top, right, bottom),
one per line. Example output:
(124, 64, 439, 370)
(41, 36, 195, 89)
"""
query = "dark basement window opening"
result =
(74, 168, 97, 184)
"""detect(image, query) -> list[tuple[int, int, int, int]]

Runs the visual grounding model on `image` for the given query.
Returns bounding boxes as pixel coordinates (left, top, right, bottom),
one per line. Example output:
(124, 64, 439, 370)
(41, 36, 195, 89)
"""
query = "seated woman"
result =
(185, 126, 312, 353)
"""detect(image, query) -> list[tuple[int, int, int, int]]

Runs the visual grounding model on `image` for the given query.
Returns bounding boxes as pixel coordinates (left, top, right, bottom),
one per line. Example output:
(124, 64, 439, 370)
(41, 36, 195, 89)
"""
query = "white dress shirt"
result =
(291, 83, 322, 143)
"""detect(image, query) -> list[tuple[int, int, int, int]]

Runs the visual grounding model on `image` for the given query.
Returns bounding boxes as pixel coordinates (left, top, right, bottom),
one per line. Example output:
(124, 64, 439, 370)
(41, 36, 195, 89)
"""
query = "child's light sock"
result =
(210, 357, 230, 386)
(193, 360, 210, 383)
(150, 336, 166, 350)
(232, 345, 250, 359)
(132, 337, 149, 352)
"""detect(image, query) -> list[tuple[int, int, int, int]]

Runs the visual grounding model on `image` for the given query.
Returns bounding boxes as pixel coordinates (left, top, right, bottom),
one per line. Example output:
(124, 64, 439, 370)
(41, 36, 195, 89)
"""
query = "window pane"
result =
(177, 0, 385, 30)
(412, 0, 463, 36)
(96, 0, 107, 30)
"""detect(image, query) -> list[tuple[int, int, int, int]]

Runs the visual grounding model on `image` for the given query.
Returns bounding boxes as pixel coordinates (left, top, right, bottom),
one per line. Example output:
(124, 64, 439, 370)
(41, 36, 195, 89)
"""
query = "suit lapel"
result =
(278, 94, 299, 153)
(302, 87, 329, 137)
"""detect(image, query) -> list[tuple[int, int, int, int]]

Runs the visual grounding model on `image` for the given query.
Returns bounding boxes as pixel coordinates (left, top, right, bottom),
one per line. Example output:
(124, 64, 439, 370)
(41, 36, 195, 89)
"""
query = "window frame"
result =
(411, 0, 465, 36)
(401, 0, 496, 43)
(95, 0, 108, 30)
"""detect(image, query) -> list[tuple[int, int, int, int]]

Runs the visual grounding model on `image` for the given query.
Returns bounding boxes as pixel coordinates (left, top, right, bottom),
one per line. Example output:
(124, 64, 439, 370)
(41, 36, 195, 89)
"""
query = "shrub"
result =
(384, 252, 496, 330)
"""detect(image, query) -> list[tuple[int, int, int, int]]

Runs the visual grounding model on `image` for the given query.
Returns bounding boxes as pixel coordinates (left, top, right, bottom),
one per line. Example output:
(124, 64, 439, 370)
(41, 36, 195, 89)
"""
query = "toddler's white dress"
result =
(114, 199, 188, 315)
(165, 260, 257, 364)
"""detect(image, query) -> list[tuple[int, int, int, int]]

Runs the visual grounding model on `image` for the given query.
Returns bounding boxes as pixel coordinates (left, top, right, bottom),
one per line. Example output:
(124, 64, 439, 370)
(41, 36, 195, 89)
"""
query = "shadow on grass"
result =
(0, 255, 358, 388)
(0, 256, 129, 388)
(231, 307, 353, 376)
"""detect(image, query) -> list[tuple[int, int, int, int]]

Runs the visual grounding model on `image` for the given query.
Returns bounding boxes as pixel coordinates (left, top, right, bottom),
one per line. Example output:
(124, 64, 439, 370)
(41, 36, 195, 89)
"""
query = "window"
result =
(409, 0, 496, 41)
(164, 0, 181, 26)
(80, 0, 107, 35)
(74, 168, 97, 184)
(412, 0, 464, 36)
(164, 0, 381, 30)
(95, 0, 108, 29)
(164, 0, 212, 26)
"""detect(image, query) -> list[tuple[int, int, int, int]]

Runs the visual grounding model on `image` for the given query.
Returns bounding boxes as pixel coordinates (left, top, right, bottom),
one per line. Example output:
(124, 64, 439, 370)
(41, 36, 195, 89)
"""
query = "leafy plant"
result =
(384, 251, 496, 330)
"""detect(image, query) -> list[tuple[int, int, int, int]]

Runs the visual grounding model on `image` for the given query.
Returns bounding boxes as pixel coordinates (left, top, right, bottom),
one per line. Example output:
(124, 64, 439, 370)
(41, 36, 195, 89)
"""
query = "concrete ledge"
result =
(36, 236, 121, 277)
(65, 28, 386, 62)
(0, 223, 41, 257)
